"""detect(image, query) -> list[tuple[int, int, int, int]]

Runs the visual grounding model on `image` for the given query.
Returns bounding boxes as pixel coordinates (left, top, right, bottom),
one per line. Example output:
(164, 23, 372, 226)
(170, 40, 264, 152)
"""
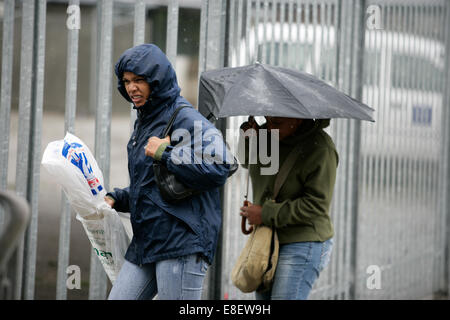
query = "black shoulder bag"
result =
(153, 105, 238, 203)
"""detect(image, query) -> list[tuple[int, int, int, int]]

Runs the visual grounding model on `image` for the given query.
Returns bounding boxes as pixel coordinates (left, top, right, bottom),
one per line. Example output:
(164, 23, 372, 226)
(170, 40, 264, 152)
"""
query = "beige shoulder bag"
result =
(231, 146, 303, 293)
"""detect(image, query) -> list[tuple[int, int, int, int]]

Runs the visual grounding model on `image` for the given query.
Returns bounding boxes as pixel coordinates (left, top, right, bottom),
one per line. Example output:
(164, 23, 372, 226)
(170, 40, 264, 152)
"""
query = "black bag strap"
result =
(161, 105, 190, 138)
(272, 146, 302, 200)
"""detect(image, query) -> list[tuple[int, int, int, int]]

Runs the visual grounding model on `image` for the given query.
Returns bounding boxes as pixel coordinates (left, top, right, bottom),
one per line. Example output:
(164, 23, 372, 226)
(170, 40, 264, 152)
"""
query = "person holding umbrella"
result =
(198, 62, 373, 299)
(239, 115, 338, 300)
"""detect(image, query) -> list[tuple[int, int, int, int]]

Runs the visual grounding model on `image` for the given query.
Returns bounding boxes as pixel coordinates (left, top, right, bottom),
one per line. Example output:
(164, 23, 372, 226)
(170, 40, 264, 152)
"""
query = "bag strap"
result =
(161, 105, 190, 138)
(272, 146, 302, 200)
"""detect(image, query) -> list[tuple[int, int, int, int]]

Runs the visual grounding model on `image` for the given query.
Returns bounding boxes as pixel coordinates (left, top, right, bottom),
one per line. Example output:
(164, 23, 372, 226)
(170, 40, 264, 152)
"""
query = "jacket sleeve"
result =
(158, 117, 233, 191)
(106, 186, 130, 213)
(261, 147, 338, 228)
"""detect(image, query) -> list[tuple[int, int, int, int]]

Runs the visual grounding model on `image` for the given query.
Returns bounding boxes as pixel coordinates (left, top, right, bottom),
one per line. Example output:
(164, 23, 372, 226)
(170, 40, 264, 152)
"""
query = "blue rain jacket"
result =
(108, 44, 232, 265)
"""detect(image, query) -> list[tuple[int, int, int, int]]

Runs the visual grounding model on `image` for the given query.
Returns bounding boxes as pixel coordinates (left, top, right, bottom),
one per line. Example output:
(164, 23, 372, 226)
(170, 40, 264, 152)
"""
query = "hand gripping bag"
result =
(41, 132, 131, 284)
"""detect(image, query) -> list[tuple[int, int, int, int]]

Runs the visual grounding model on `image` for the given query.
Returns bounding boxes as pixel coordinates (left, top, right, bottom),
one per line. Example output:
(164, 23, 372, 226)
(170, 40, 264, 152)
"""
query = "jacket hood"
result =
(115, 44, 181, 109)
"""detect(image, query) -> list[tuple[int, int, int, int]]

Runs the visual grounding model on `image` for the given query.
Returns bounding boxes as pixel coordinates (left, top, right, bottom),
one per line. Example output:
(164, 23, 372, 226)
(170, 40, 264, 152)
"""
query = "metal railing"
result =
(0, 191, 30, 300)
(0, 0, 449, 300)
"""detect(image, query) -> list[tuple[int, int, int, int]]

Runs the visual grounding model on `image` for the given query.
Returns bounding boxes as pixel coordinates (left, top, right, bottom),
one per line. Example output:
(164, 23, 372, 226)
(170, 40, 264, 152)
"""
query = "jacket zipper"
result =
(131, 118, 144, 266)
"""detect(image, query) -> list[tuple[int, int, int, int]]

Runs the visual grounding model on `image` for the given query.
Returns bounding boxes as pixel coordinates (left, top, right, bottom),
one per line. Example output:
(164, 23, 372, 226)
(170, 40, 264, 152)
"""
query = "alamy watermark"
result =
(366, 265, 382, 290)
(66, 265, 81, 290)
(66, 4, 81, 30)
(366, 4, 383, 30)
(165, 121, 280, 175)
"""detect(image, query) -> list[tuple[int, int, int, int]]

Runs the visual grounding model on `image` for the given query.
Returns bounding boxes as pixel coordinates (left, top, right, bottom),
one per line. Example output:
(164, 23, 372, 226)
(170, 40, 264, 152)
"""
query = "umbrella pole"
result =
(241, 135, 254, 235)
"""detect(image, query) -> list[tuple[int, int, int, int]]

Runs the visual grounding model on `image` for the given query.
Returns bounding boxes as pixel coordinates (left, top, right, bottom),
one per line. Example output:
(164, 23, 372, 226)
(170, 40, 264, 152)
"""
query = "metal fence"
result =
(0, 0, 449, 300)
(218, 0, 450, 300)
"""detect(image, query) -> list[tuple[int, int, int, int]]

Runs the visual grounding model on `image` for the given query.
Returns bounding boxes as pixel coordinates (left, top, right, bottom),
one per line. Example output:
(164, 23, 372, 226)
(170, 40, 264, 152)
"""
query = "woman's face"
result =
(265, 116, 304, 140)
(122, 71, 151, 107)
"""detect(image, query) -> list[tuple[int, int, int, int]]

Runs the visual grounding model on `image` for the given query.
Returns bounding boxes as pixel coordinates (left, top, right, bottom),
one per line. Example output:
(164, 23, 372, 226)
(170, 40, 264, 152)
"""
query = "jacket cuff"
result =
(105, 192, 117, 201)
(261, 199, 281, 227)
(154, 142, 170, 161)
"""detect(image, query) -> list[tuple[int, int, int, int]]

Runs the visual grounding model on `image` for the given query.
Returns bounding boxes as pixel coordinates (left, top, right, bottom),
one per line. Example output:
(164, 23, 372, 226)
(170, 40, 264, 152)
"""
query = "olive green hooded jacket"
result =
(241, 119, 338, 243)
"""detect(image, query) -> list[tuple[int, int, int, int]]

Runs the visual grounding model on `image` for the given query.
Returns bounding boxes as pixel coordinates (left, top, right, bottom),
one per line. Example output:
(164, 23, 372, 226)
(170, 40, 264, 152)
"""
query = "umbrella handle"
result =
(241, 216, 253, 235)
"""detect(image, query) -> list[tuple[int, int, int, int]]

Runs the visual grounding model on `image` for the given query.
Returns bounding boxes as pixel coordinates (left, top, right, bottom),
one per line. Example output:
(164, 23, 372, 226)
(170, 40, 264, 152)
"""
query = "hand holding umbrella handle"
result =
(241, 216, 253, 235)
(241, 199, 254, 235)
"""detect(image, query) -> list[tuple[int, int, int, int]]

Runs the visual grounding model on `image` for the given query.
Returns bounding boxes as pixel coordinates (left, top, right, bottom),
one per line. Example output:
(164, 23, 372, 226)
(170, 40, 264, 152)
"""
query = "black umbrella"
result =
(199, 63, 374, 235)
(199, 62, 375, 122)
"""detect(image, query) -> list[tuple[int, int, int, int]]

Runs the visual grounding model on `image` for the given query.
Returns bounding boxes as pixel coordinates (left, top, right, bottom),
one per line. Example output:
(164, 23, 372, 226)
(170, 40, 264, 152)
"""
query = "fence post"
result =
(14, 0, 36, 300)
(443, 0, 450, 298)
(90, 0, 114, 300)
(334, 0, 366, 299)
(166, 0, 179, 67)
(0, 0, 15, 298)
(23, 0, 47, 300)
(198, 0, 228, 300)
(0, 0, 15, 195)
(56, 0, 79, 300)
(348, 0, 366, 300)
(130, 0, 146, 128)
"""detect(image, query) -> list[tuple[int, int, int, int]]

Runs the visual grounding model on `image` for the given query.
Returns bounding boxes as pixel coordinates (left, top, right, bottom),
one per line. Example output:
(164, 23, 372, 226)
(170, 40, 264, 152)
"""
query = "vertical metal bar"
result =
(237, 0, 243, 66)
(311, 0, 318, 75)
(431, 5, 440, 290)
(278, 0, 285, 67)
(0, 0, 15, 195)
(0, 0, 15, 255)
(428, 5, 438, 293)
(406, 2, 416, 298)
(166, 0, 179, 66)
(56, 0, 79, 301)
(348, 0, 365, 300)
(434, 2, 446, 296)
(420, 3, 431, 297)
(261, 0, 269, 63)
(245, 0, 251, 64)
(89, 5, 98, 117)
(336, 0, 353, 299)
(318, 0, 325, 77)
(294, 0, 301, 71)
(227, 0, 235, 67)
(442, 0, 450, 298)
(205, 0, 227, 71)
(391, 2, 399, 297)
(14, 0, 35, 300)
(386, 2, 394, 298)
(287, 0, 293, 68)
(198, 0, 209, 298)
(254, 0, 261, 62)
(90, 0, 113, 300)
(199, 0, 228, 299)
(130, 0, 146, 129)
(328, 0, 338, 299)
(198, 0, 208, 74)
(342, 0, 353, 300)
(23, 0, 47, 300)
(331, 0, 343, 298)
(269, 0, 276, 65)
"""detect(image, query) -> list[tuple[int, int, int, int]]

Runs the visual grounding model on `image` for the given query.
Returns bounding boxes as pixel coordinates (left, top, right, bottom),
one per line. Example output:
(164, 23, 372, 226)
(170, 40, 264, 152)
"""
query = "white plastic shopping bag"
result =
(41, 132, 131, 284)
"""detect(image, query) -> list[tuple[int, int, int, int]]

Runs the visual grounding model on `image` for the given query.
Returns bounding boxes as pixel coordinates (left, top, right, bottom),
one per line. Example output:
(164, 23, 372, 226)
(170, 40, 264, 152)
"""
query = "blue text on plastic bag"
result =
(61, 141, 104, 195)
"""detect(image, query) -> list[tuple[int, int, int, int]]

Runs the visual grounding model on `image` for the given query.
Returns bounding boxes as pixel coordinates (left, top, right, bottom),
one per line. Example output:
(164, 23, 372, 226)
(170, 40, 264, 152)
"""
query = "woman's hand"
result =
(145, 136, 170, 158)
(104, 195, 115, 208)
(240, 200, 263, 226)
(240, 116, 260, 137)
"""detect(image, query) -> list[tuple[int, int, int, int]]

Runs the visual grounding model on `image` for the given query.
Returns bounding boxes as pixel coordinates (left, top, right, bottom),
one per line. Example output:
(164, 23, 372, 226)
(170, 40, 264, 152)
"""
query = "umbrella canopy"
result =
(199, 62, 374, 122)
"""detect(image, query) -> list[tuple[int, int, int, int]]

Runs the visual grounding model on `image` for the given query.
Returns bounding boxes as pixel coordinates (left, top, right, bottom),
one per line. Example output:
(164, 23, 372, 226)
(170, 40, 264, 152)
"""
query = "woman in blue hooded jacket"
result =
(105, 44, 232, 300)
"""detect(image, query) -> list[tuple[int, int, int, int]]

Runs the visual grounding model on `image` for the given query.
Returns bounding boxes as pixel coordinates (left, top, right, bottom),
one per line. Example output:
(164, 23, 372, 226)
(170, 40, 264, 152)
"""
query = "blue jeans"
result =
(256, 239, 333, 300)
(108, 254, 209, 300)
